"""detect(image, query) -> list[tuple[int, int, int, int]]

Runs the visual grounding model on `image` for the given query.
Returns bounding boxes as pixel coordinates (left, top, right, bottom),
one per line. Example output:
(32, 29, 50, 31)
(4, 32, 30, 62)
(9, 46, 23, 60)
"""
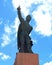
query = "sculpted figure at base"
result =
(17, 6, 33, 53)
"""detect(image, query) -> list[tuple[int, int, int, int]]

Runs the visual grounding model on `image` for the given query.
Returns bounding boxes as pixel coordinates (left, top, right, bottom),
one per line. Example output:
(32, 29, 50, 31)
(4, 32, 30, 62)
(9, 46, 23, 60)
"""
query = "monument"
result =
(14, 6, 39, 65)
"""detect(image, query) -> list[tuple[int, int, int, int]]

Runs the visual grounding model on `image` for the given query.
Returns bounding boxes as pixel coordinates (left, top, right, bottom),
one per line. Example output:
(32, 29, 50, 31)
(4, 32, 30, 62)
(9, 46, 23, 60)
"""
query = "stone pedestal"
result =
(14, 53, 39, 65)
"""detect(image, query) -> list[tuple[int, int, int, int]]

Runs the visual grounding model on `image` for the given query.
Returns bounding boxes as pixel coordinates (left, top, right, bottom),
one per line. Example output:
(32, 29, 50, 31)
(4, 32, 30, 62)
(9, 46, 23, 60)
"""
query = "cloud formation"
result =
(1, 34, 10, 47)
(4, 25, 12, 34)
(11, 17, 20, 37)
(33, 9, 52, 36)
(11, 17, 20, 32)
(43, 61, 52, 65)
(0, 52, 11, 60)
(1, 25, 11, 47)
(32, 0, 52, 36)
(12, 0, 52, 37)
(12, 0, 43, 16)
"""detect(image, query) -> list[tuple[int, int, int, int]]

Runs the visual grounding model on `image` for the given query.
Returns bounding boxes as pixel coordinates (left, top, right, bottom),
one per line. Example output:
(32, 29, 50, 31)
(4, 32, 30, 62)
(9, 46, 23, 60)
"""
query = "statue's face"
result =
(26, 15, 31, 23)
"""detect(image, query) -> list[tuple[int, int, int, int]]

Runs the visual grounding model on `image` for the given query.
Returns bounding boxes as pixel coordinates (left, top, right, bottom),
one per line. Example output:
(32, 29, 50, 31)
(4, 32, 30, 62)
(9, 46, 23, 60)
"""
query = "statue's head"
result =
(26, 15, 31, 23)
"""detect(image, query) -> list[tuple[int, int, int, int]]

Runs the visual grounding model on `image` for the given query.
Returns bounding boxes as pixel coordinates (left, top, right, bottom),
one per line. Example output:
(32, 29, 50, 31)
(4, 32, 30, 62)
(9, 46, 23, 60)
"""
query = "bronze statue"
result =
(17, 6, 33, 53)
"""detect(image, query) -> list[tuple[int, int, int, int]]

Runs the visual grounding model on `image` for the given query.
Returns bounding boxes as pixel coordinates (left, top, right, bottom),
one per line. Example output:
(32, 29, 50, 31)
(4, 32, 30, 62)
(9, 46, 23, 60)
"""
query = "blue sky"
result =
(0, 0, 52, 65)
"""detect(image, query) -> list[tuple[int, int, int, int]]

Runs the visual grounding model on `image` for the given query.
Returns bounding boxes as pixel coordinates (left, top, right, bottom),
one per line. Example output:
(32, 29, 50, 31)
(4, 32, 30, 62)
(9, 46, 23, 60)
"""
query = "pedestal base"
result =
(14, 53, 39, 65)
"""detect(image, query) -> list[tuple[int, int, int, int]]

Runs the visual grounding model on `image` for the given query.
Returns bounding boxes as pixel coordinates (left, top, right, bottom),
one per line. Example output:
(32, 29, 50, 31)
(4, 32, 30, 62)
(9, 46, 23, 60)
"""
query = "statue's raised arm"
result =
(17, 6, 33, 53)
(17, 6, 24, 23)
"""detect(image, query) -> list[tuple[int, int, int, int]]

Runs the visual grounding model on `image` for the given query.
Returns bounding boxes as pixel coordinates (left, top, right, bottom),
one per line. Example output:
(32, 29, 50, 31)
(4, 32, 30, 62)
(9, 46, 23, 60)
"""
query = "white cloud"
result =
(4, 25, 12, 34)
(1, 34, 11, 47)
(1, 54, 11, 60)
(12, 0, 29, 16)
(12, 0, 52, 36)
(11, 17, 20, 37)
(0, 52, 3, 56)
(12, 0, 43, 9)
(43, 61, 52, 65)
(12, 0, 43, 16)
(32, 0, 52, 36)
(32, 39, 37, 44)
(0, 52, 11, 61)
(11, 17, 20, 32)
(1, 24, 13, 47)
(1, 18, 19, 47)
(33, 10, 52, 36)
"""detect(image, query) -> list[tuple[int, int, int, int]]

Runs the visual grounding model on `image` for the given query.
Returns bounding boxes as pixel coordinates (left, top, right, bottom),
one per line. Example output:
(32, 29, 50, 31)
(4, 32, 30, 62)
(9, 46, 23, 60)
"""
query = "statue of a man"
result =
(17, 6, 33, 53)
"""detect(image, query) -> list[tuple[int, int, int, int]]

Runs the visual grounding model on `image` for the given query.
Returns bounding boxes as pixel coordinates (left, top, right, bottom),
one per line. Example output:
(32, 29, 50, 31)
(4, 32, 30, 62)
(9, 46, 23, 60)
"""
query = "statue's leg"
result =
(19, 34, 25, 52)
(25, 36, 33, 53)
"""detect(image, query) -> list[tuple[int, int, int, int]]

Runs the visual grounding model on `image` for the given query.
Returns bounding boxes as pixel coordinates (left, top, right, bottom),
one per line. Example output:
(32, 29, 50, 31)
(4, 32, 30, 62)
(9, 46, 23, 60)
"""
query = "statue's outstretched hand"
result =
(17, 6, 21, 10)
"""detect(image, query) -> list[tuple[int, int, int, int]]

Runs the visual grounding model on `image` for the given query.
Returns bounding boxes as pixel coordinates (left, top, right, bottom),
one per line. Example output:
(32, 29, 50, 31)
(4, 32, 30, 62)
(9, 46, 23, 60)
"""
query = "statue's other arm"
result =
(28, 26, 33, 34)
(17, 6, 24, 22)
